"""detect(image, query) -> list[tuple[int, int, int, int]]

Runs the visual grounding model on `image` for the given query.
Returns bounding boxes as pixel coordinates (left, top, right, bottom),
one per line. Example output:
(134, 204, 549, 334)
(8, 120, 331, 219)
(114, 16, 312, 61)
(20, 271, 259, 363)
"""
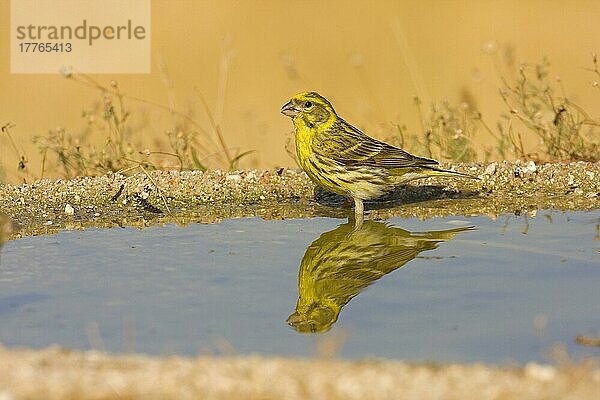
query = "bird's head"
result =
(286, 302, 338, 333)
(281, 92, 337, 128)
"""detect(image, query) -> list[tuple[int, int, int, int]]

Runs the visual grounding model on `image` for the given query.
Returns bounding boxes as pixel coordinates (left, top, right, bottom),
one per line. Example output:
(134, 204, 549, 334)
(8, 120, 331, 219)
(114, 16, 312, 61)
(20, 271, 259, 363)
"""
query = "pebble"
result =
(514, 161, 537, 177)
(484, 163, 497, 175)
(64, 204, 75, 215)
(525, 160, 537, 173)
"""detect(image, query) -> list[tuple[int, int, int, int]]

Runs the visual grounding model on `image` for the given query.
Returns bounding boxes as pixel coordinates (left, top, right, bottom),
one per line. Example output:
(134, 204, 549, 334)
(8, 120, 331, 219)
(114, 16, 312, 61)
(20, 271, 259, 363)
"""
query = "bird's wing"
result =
(318, 120, 438, 169)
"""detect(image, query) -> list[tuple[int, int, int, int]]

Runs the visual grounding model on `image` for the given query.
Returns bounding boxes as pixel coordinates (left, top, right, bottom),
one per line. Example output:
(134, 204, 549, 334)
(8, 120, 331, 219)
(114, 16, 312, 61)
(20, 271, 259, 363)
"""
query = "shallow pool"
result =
(1, 210, 598, 363)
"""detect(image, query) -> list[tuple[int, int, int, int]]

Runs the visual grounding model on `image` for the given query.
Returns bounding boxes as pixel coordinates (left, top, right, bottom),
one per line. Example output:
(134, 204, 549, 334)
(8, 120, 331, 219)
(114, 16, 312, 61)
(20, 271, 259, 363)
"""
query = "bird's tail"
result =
(426, 166, 480, 180)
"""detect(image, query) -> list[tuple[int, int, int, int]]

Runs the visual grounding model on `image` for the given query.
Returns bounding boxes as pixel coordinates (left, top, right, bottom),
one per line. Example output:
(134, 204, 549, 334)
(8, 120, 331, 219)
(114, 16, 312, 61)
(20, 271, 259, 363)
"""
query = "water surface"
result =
(1, 210, 598, 363)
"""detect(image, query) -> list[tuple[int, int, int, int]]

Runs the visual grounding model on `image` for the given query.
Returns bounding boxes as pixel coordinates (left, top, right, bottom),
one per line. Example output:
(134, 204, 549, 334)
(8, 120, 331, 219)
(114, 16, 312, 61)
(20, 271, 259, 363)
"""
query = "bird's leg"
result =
(353, 198, 364, 229)
(354, 197, 364, 215)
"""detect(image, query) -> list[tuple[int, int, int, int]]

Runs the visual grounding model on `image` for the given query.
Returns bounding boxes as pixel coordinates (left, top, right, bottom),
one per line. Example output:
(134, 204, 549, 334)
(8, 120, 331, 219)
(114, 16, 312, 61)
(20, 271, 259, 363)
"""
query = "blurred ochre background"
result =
(1, 0, 600, 181)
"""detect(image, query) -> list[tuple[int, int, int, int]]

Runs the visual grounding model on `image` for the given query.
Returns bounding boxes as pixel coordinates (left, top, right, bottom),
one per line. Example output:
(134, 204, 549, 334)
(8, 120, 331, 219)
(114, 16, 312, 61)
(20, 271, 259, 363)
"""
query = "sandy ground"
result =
(0, 345, 599, 400)
(1, 161, 599, 399)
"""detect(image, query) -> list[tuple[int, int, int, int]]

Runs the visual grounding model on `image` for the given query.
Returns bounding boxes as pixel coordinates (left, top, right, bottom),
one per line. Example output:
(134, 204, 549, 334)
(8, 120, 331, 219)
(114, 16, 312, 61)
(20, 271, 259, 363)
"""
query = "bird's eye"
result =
(304, 101, 313, 108)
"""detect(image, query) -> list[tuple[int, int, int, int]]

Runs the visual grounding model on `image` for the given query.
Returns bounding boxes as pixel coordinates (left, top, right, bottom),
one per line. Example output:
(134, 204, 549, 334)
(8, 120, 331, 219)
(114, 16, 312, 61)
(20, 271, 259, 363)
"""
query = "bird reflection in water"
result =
(287, 220, 472, 333)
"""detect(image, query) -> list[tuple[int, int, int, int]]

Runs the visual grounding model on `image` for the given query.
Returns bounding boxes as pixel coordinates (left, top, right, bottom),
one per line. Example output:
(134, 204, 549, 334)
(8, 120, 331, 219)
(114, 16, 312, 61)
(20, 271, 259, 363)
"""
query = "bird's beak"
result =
(281, 100, 299, 117)
(286, 311, 305, 326)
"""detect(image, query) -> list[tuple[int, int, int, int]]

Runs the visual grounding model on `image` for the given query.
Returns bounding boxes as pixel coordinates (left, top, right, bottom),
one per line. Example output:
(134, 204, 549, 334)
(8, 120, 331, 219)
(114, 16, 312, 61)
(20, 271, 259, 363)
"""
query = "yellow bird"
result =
(281, 92, 476, 225)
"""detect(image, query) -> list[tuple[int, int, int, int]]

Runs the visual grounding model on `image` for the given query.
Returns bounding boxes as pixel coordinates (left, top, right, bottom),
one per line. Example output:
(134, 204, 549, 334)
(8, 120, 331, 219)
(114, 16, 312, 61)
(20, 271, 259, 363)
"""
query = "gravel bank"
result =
(0, 161, 598, 240)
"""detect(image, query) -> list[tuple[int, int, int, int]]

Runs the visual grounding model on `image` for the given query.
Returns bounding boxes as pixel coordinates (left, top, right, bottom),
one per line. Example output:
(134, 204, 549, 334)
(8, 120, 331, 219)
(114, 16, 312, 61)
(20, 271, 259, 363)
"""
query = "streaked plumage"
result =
(286, 220, 472, 333)
(281, 92, 476, 225)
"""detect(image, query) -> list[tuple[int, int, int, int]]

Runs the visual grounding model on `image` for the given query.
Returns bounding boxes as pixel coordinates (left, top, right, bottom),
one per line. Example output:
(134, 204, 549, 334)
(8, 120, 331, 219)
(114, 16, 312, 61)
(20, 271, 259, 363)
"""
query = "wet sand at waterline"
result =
(0, 161, 598, 239)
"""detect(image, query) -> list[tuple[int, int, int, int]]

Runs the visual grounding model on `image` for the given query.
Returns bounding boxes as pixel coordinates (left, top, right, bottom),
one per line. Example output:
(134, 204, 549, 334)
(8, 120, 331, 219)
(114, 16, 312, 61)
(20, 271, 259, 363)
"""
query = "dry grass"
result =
(493, 56, 600, 162)
(35, 71, 252, 179)
(387, 98, 479, 163)
(0, 122, 29, 182)
(384, 55, 600, 165)
(2, 59, 253, 184)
